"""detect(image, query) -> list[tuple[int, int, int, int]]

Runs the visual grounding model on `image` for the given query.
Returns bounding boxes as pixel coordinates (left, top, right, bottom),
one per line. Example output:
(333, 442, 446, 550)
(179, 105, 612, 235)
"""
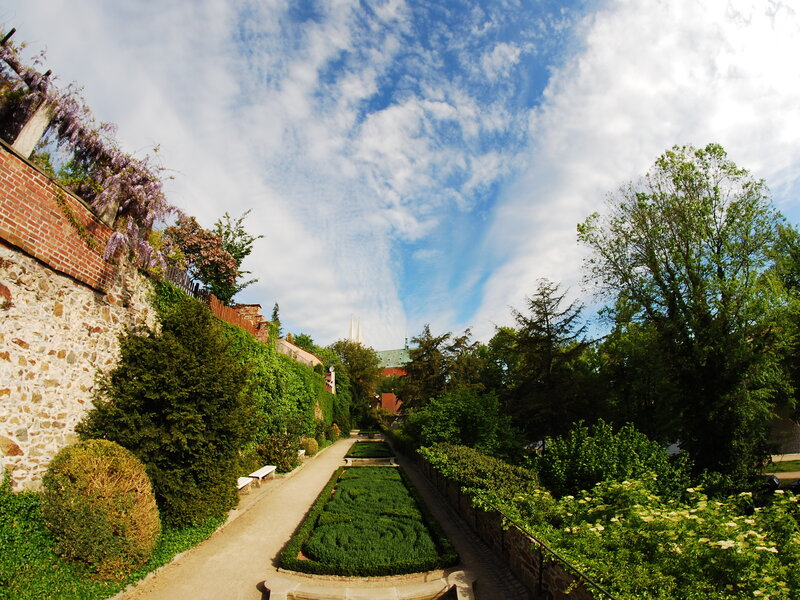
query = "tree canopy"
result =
(578, 143, 795, 479)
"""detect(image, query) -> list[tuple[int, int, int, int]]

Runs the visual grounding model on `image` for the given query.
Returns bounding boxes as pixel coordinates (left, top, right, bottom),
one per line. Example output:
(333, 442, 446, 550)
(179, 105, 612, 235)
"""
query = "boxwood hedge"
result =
(344, 441, 394, 459)
(279, 466, 457, 576)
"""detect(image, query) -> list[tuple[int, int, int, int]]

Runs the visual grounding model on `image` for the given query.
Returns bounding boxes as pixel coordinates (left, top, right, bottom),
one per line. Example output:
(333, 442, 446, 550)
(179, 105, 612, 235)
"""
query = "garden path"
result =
(115, 436, 527, 600)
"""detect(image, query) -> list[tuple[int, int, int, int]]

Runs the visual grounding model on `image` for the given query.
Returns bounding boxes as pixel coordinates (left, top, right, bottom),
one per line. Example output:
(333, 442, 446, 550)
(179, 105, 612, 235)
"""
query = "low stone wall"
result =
(0, 241, 156, 490)
(416, 457, 599, 600)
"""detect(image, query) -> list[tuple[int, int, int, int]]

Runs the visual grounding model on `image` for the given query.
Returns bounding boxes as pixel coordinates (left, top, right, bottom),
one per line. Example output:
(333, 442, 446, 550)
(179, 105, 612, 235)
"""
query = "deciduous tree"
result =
(578, 143, 794, 479)
(328, 339, 381, 425)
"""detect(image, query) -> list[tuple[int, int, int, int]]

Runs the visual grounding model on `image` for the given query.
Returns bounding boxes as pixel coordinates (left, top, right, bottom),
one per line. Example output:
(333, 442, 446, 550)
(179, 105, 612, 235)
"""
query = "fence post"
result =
(12, 101, 54, 158)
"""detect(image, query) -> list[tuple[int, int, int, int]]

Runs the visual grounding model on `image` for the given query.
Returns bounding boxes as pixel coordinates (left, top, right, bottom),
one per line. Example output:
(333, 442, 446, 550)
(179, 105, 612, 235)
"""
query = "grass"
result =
(765, 460, 800, 473)
(0, 478, 224, 600)
(280, 466, 457, 576)
(345, 441, 394, 459)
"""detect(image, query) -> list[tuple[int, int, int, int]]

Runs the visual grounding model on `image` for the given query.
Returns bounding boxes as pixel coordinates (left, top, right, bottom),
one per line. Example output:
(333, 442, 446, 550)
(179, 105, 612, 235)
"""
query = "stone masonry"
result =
(0, 242, 156, 490)
(0, 141, 158, 490)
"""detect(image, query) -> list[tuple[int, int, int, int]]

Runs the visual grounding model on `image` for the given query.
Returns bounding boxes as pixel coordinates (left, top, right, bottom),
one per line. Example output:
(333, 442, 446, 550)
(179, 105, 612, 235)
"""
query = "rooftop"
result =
(376, 348, 411, 369)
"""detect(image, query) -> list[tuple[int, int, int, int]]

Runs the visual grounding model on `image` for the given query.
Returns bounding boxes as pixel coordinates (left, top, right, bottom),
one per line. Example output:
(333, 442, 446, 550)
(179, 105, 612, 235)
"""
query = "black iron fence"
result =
(163, 264, 204, 299)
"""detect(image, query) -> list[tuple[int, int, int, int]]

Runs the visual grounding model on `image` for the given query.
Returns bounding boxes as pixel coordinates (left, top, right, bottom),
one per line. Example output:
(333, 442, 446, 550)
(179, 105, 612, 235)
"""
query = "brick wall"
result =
(0, 142, 117, 292)
(206, 294, 260, 337)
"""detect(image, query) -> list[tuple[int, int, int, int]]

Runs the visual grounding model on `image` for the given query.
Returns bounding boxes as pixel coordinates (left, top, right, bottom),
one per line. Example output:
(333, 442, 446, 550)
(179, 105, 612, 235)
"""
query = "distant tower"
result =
(348, 315, 363, 344)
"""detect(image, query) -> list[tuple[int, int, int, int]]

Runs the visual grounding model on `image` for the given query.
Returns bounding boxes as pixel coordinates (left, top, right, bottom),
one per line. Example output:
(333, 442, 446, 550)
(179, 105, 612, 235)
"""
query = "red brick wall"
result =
(382, 367, 406, 377)
(0, 143, 116, 291)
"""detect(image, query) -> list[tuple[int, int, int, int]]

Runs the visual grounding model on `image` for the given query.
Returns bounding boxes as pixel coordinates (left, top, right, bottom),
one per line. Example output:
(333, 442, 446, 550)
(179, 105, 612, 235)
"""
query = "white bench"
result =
(248, 465, 277, 486)
(298, 449, 306, 458)
(237, 477, 253, 492)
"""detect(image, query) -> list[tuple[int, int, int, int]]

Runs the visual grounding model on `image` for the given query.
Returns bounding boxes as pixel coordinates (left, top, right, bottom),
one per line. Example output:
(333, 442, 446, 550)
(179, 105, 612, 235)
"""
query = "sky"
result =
(3, 0, 799, 350)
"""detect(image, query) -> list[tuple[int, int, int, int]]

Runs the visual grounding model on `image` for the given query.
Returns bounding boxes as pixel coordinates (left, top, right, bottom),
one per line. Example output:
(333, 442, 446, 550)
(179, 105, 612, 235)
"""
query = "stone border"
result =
(263, 567, 476, 600)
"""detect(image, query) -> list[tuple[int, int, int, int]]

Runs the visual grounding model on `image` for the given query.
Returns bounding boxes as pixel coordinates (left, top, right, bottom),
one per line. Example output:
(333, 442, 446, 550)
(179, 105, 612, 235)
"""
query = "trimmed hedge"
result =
(419, 443, 539, 495)
(41, 440, 161, 578)
(279, 467, 457, 576)
(345, 441, 394, 458)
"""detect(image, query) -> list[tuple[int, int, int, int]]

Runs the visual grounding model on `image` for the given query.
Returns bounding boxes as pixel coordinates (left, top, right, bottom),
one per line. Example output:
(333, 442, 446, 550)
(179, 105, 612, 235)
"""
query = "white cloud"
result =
(471, 0, 800, 340)
(8, 0, 796, 352)
(481, 42, 523, 81)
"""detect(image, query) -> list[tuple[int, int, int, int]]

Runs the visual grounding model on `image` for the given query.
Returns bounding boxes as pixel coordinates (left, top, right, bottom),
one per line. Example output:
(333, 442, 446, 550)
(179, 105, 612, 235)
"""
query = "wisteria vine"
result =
(0, 31, 179, 267)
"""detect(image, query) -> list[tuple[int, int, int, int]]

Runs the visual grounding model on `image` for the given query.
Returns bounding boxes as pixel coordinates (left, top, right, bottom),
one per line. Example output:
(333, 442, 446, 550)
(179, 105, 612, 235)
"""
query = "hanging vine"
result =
(0, 29, 179, 268)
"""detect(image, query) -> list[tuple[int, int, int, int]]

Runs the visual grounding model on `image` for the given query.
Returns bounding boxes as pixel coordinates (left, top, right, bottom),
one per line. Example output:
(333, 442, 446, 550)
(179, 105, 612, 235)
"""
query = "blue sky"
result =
(3, 0, 800, 349)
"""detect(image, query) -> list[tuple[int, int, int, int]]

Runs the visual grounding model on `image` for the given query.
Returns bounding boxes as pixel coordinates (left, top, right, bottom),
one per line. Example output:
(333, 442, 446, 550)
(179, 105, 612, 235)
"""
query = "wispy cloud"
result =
(4, 0, 798, 349)
(472, 0, 800, 339)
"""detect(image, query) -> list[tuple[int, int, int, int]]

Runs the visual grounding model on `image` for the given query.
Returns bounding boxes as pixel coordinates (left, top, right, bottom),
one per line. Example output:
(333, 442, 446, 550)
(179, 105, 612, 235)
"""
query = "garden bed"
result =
(345, 441, 394, 459)
(279, 466, 457, 576)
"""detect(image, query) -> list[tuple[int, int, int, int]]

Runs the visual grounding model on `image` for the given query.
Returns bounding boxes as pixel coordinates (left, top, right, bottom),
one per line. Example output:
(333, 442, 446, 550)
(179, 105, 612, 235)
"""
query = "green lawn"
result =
(765, 460, 800, 473)
(345, 441, 394, 458)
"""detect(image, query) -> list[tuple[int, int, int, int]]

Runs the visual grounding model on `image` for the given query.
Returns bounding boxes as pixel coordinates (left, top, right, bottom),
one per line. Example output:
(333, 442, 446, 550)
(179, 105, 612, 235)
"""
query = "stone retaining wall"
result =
(0, 242, 156, 490)
(0, 142, 157, 490)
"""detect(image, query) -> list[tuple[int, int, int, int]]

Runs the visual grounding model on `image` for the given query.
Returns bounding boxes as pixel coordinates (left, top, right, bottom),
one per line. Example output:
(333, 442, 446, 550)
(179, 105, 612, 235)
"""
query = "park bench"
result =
(237, 476, 253, 493)
(248, 464, 277, 487)
(298, 449, 306, 458)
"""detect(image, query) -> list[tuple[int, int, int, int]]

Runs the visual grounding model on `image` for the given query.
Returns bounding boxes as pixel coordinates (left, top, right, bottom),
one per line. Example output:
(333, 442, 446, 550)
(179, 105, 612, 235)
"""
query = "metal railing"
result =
(163, 264, 204, 298)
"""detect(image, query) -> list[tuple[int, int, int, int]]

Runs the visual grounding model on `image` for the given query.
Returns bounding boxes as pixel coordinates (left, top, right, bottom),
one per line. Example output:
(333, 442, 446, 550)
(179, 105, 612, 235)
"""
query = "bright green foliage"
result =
(223, 323, 313, 440)
(534, 420, 693, 499)
(402, 325, 484, 410)
(594, 302, 681, 444)
(421, 444, 800, 599)
(405, 388, 512, 454)
(211, 209, 263, 303)
(328, 339, 381, 425)
(77, 290, 252, 527)
(578, 143, 795, 480)
(40, 440, 161, 578)
(345, 441, 393, 458)
(281, 467, 457, 576)
(193, 282, 347, 460)
(292, 332, 316, 353)
(0, 468, 224, 599)
(418, 444, 539, 503)
(259, 433, 300, 472)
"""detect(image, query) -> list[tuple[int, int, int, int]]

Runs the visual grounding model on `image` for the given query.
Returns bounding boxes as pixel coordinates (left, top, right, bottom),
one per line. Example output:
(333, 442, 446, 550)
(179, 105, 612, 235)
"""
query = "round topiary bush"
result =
(300, 437, 319, 457)
(41, 439, 161, 578)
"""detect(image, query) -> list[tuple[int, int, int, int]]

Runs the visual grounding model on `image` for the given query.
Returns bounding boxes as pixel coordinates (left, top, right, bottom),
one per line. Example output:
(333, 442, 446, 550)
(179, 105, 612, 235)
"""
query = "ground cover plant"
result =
(280, 466, 457, 576)
(420, 443, 800, 599)
(766, 460, 800, 473)
(345, 441, 394, 459)
(0, 471, 223, 600)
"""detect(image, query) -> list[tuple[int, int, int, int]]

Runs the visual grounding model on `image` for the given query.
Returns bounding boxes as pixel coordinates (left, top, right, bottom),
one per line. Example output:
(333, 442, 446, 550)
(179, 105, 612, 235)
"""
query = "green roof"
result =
(376, 348, 411, 369)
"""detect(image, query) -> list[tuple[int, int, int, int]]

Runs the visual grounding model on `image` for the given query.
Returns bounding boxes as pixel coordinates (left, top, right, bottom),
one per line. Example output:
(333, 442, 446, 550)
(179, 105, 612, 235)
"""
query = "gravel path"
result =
(116, 435, 527, 600)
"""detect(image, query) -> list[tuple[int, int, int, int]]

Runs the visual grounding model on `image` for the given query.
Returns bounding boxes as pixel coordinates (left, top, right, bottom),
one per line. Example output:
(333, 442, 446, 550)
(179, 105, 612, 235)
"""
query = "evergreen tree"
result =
(78, 294, 253, 526)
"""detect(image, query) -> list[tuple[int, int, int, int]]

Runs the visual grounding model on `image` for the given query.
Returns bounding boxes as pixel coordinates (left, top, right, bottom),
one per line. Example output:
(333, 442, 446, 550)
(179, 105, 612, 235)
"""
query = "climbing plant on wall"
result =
(0, 30, 176, 267)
